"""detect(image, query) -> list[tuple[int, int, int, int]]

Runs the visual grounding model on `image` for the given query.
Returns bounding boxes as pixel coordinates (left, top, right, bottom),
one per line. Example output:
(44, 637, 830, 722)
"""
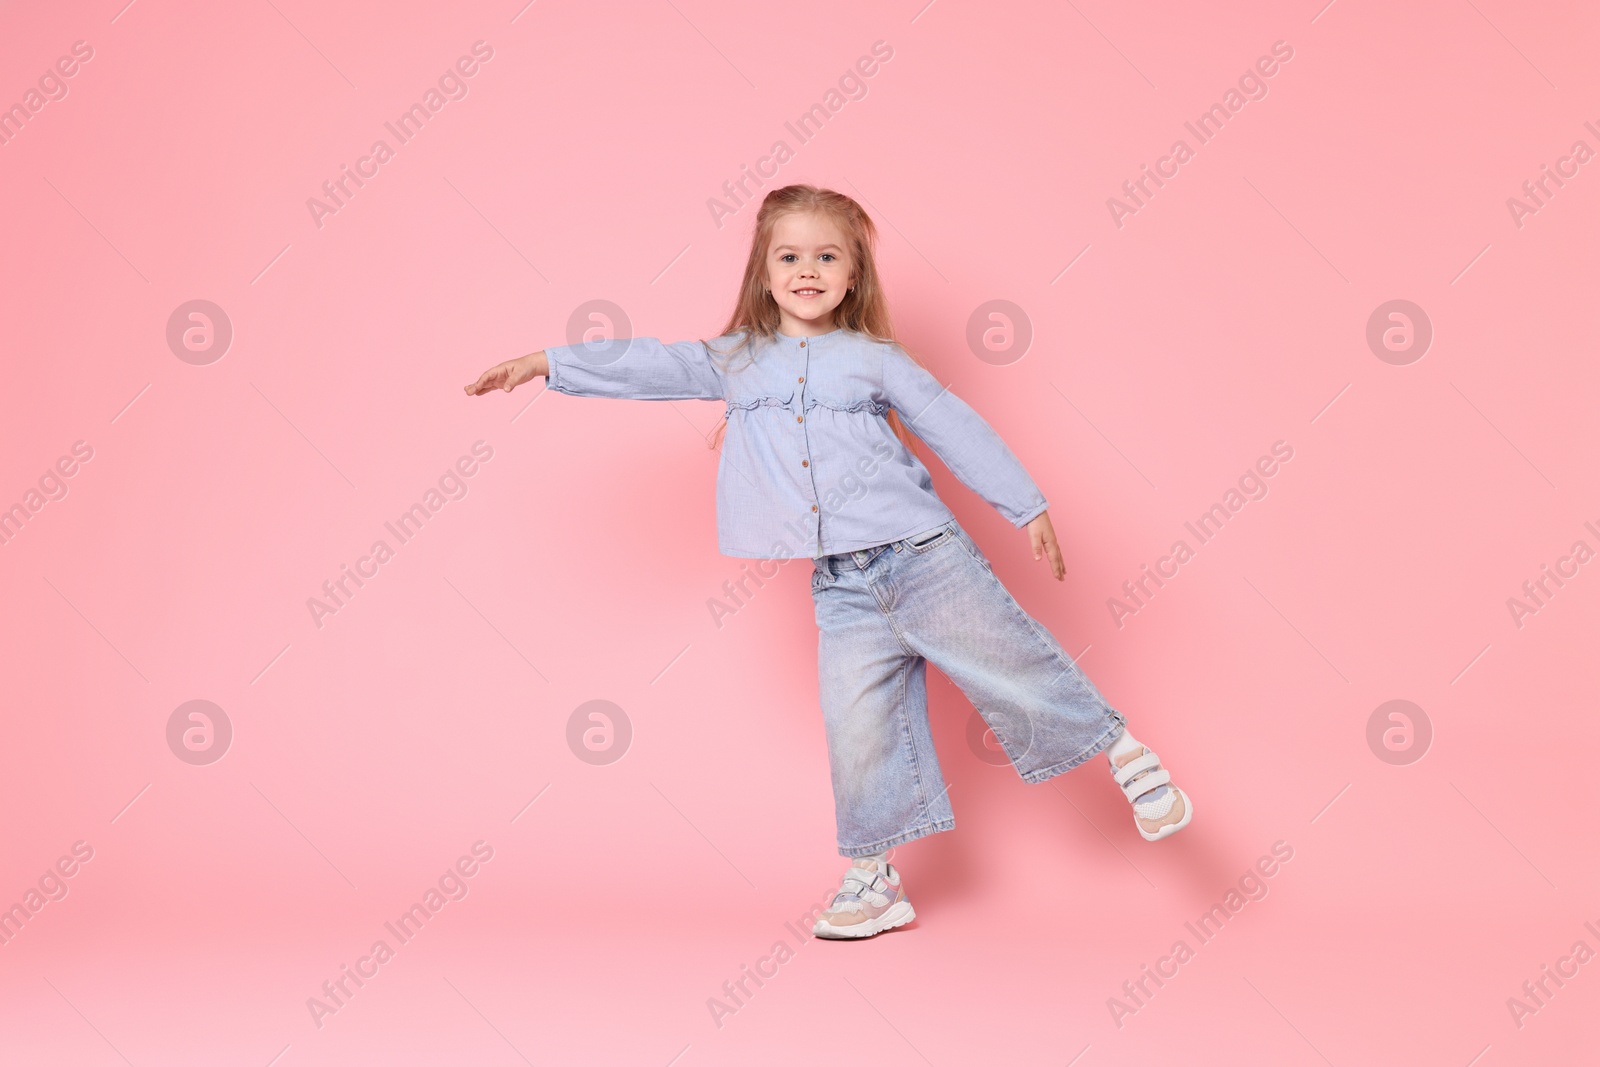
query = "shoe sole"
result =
(812, 899, 916, 940)
(1138, 788, 1194, 841)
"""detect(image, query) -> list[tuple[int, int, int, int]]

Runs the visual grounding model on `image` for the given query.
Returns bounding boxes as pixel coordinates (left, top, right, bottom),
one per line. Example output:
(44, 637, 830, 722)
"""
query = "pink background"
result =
(2, 0, 1597, 1063)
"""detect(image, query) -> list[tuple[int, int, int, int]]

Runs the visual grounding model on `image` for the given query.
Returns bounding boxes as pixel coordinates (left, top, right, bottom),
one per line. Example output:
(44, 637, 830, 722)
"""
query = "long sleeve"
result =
(544, 337, 724, 401)
(880, 344, 1049, 528)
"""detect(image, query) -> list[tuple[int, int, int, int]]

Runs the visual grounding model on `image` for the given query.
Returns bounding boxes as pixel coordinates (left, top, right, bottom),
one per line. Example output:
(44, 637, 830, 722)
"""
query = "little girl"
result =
(465, 184, 1192, 940)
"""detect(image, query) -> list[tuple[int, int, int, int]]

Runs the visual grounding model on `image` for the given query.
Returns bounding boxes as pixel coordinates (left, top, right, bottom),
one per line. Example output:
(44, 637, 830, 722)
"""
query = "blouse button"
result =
(801, 459, 809, 467)
(798, 376, 804, 383)
(796, 415, 803, 423)
(811, 505, 818, 512)
(799, 340, 807, 347)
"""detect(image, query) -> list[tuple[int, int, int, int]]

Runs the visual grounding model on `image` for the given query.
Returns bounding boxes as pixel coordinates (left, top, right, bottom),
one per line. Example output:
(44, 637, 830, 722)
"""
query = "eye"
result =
(779, 253, 796, 263)
(820, 253, 836, 262)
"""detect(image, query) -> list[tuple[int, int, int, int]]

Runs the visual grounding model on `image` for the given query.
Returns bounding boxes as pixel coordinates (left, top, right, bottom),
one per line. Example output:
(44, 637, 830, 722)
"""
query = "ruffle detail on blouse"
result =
(724, 391, 794, 413)
(722, 392, 888, 417)
(803, 396, 889, 416)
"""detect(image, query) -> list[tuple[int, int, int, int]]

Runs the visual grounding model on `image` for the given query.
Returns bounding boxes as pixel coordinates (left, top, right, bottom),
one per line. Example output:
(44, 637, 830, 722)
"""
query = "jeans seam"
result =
(953, 530, 1124, 778)
(968, 549, 1098, 694)
(893, 654, 939, 835)
(882, 606, 920, 658)
(869, 555, 922, 659)
(971, 700, 1020, 766)
(954, 526, 992, 571)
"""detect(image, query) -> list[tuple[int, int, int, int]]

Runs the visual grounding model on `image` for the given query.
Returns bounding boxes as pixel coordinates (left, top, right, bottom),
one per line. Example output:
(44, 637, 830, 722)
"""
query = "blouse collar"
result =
(774, 326, 845, 342)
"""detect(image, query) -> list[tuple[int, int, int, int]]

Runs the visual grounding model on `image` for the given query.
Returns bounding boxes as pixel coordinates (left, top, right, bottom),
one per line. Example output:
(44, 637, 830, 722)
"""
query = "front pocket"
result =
(906, 525, 953, 552)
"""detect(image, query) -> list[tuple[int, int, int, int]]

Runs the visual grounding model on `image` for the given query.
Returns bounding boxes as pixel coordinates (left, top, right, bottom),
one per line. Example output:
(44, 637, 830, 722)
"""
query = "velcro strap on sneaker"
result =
(841, 868, 887, 899)
(1119, 767, 1171, 802)
(1112, 751, 1162, 786)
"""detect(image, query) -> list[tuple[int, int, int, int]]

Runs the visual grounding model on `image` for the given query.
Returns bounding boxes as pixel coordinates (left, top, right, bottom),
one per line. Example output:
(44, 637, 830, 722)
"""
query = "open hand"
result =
(464, 352, 543, 396)
(1025, 511, 1065, 581)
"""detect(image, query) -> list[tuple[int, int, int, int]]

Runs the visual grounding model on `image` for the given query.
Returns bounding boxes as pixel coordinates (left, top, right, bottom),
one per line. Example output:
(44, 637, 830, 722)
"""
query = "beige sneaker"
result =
(812, 857, 915, 940)
(1111, 745, 1193, 841)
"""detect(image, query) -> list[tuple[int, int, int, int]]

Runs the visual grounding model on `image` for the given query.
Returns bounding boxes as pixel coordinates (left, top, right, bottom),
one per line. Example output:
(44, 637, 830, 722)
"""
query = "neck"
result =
(778, 314, 838, 338)
(774, 307, 838, 335)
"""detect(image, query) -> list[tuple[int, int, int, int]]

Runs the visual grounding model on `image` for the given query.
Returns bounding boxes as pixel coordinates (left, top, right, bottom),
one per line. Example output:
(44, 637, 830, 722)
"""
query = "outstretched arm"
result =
(464, 338, 724, 401)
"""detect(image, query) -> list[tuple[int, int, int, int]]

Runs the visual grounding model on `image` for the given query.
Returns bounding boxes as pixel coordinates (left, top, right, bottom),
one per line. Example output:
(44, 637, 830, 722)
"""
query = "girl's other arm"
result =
(880, 344, 1049, 529)
(882, 346, 1066, 578)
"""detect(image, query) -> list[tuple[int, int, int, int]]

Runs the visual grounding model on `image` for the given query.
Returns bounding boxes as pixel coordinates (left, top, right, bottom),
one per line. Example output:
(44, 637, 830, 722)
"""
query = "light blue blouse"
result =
(543, 326, 1049, 559)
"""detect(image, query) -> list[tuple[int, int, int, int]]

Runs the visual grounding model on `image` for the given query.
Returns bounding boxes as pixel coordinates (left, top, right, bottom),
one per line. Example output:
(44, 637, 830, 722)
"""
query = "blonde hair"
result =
(703, 184, 926, 455)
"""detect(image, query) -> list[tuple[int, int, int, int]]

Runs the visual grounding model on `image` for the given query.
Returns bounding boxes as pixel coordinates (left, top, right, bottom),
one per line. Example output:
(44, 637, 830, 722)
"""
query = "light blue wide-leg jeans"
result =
(810, 518, 1127, 858)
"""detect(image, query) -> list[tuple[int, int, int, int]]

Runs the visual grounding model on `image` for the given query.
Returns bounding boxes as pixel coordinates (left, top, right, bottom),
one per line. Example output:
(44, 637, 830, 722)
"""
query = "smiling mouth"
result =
(792, 288, 825, 297)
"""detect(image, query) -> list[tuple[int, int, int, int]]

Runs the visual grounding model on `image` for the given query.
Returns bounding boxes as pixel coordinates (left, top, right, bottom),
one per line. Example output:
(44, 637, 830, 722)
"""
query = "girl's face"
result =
(764, 211, 855, 335)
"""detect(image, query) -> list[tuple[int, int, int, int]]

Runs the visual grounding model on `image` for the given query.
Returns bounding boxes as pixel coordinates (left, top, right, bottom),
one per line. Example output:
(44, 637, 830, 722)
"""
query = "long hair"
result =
(703, 184, 927, 456)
